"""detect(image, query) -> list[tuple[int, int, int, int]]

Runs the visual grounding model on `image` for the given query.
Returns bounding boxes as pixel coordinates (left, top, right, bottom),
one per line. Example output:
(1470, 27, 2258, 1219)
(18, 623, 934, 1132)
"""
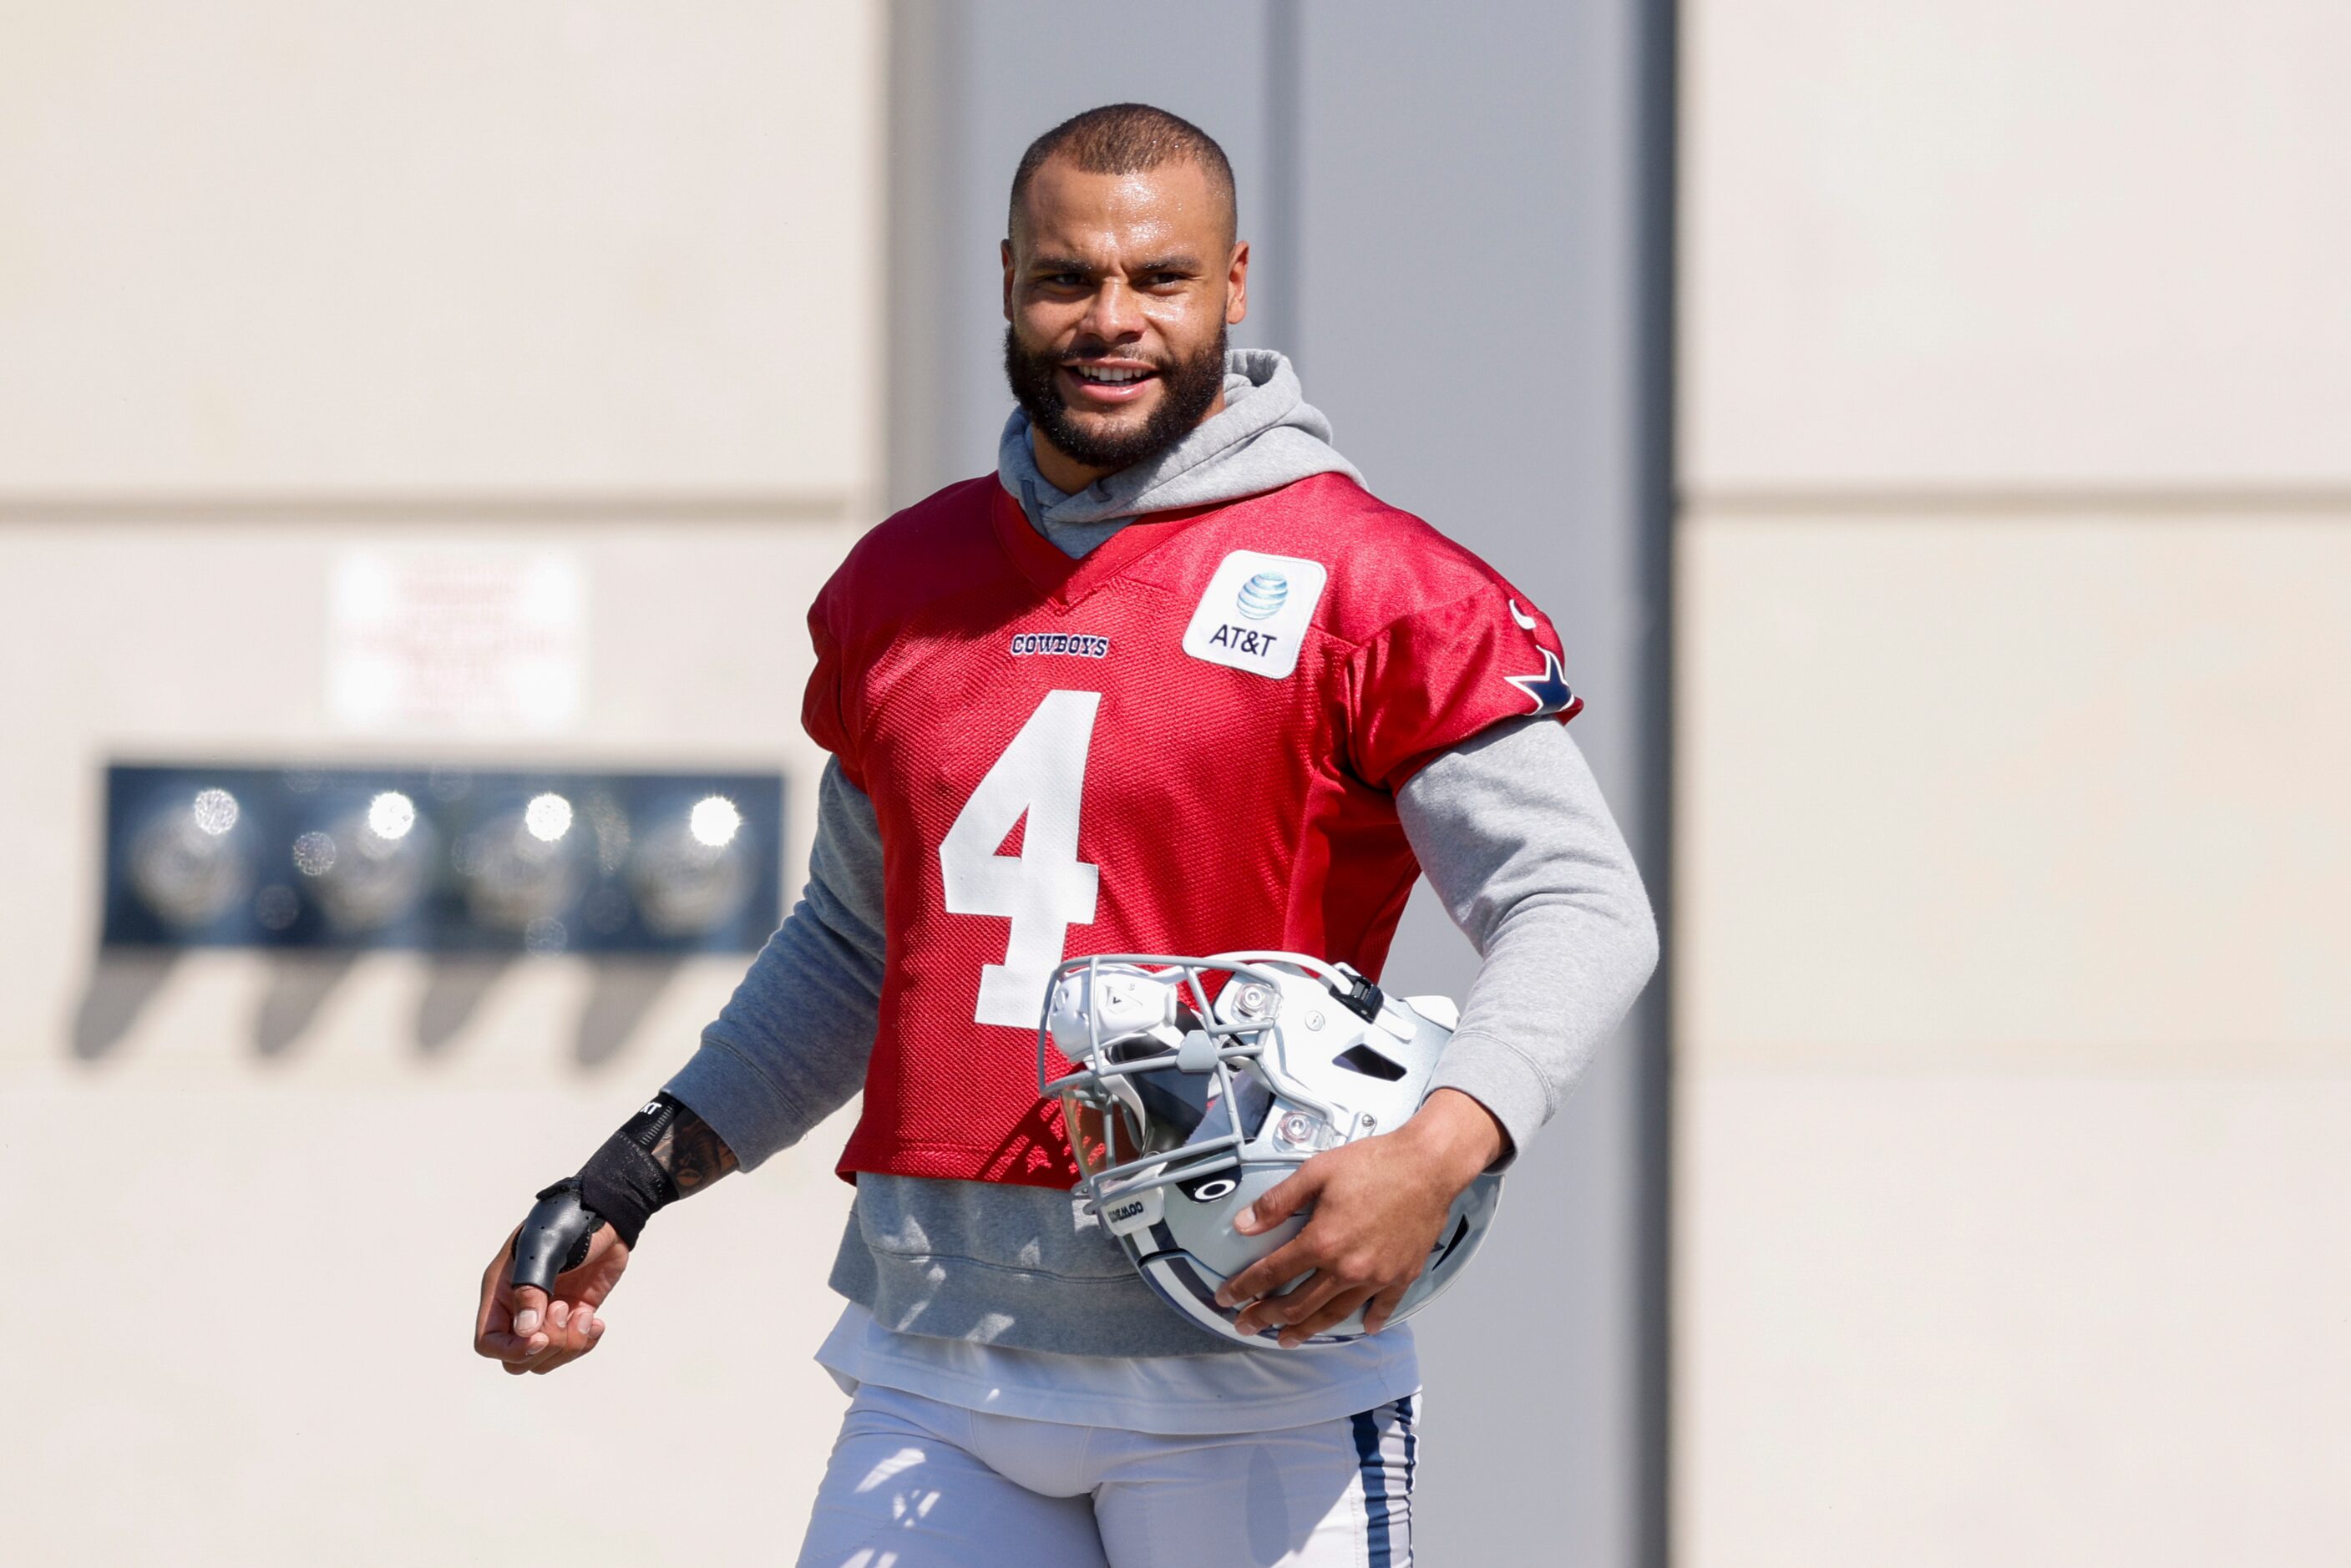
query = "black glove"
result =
(507, 1178, 605, 1297)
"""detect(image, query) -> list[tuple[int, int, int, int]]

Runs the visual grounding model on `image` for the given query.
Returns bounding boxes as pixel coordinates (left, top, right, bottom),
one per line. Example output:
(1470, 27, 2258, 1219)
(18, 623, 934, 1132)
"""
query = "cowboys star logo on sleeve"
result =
(1501, 598, 1580, 717)
(1503, 645, 1578, 716)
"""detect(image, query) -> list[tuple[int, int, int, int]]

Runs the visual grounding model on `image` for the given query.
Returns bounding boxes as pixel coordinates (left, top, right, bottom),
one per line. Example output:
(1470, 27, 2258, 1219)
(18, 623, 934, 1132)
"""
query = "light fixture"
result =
(191, 787, 241, 837)
(524, 792, 574, 843)
(689, 795, 742, 848)
(367, 791, 418, 842)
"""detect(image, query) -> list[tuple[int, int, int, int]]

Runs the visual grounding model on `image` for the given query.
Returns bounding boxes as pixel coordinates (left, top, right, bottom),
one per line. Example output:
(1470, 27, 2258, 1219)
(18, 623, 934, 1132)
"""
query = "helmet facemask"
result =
(1048, 961, 1279, 1197)
(1039, 951, 1502, 1348)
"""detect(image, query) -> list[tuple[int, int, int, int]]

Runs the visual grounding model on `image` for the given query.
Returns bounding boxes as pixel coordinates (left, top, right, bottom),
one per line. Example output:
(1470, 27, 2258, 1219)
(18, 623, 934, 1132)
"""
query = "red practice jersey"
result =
(805, 473, 1582, 1189)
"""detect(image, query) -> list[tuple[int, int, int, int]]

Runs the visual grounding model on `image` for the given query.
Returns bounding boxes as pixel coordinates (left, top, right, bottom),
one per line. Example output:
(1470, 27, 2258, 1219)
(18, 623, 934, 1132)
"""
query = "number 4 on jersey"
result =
(940, 689, 1103, 1026)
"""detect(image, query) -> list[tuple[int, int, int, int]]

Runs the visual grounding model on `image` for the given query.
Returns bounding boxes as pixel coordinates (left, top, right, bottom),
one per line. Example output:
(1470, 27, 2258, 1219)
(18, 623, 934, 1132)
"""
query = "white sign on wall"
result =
(328, 548, 587, 735)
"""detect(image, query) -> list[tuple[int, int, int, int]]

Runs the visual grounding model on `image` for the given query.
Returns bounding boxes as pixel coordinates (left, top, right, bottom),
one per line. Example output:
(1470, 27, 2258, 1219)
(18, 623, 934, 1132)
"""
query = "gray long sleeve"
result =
(663, 760, 885, 1170)
(1396, 716, 1659, 1161)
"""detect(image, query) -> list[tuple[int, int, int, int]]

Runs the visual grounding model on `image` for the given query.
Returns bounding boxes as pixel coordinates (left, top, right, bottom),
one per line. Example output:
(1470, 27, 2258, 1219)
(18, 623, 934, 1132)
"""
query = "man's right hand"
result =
(473, 1223, 631, 1376)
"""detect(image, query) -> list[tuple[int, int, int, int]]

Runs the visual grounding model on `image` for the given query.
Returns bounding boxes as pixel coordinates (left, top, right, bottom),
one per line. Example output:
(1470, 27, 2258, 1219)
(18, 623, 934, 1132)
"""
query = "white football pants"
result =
(795, 1383, 1418, 1568)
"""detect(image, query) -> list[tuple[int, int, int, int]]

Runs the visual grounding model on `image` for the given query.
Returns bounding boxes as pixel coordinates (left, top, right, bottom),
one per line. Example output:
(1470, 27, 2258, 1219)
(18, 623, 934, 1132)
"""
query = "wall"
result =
(0, 5, 884, 1562)
(1675, 3, 2351, 1564)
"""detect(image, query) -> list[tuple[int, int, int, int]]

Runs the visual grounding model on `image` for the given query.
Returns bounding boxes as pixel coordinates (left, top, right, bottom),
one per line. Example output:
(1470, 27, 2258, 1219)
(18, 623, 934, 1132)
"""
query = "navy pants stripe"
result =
(1351, 1401, 1411, 1568)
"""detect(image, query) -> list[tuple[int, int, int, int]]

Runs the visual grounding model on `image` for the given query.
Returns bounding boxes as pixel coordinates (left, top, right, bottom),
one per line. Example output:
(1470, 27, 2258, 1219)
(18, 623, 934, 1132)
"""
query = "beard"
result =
(1002, 324, 1230, 474)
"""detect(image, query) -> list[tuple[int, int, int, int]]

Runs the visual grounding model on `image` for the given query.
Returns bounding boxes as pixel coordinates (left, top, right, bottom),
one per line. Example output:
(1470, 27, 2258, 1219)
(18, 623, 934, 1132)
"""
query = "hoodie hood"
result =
(998, 349, 1364, 559)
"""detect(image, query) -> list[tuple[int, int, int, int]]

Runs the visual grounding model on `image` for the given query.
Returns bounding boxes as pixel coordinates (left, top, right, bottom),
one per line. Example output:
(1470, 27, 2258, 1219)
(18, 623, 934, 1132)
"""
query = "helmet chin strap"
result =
(1329, 962, 1386, 1024)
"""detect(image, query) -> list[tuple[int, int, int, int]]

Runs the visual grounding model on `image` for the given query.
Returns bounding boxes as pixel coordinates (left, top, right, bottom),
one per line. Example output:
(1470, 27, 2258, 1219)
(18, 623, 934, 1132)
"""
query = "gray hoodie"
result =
(999, 347, 1361, 554)
(665, 351, 1658, 1358)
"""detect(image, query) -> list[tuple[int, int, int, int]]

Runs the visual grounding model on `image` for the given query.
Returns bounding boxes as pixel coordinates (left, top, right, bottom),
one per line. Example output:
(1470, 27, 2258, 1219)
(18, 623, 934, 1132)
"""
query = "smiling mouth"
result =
(1061, 362, 1159, 399)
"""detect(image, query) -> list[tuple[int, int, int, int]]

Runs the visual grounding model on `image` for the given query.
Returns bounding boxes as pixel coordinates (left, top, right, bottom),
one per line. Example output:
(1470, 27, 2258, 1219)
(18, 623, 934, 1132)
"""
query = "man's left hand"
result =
(1217, 1087, 1507, 1348)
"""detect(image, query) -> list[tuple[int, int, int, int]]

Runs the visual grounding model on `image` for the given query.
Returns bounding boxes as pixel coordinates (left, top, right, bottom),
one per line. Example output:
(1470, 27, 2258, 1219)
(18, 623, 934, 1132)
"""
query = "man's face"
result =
(1002, 157, 1249, 475)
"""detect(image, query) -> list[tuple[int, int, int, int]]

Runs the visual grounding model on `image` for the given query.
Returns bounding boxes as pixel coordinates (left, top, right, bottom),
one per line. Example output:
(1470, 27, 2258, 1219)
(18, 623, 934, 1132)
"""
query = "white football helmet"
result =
(1038, 951, 1502, 1348)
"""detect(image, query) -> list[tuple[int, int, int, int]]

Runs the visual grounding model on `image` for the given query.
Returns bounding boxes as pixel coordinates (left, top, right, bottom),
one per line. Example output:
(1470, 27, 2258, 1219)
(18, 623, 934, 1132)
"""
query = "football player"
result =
(473, 103, 1657, 1567)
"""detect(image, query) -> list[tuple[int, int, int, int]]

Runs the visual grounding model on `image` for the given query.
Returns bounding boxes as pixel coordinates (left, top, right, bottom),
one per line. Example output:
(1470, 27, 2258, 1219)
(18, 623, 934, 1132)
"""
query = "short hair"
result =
(1008, 103, 1237, 245)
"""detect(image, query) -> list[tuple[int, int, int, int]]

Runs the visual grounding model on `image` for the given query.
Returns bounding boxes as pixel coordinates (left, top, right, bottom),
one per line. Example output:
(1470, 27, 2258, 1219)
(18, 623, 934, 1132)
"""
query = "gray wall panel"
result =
(885, 5, 1670, 1560)
(1292, 6, 1664, 1564)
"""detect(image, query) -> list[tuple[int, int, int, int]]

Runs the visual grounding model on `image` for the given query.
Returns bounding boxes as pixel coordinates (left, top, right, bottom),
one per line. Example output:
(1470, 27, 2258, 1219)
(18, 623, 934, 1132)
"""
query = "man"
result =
(474, 104, 1656, 1566)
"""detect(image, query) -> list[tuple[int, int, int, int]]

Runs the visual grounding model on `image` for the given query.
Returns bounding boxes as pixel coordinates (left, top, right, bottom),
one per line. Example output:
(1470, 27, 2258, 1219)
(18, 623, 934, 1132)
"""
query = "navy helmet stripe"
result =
(1430, 1215, 1472, 1272)
(1149, 1253, 1280, 1343)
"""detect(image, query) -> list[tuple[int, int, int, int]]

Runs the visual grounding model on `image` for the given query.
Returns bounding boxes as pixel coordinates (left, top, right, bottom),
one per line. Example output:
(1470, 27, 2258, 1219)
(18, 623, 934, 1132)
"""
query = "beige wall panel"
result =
(0, 518, 873, 1559)
(1680, 512, 2351, 1064)
(0, 2, 879, 495)
(1684, 0, 2351, 489)
(1676, 1069, 2351, 1568)
(3, 1078, 860, 1565)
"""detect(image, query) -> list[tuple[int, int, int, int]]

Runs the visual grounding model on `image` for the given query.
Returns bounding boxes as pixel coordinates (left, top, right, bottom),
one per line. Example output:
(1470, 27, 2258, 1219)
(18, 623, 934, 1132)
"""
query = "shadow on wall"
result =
(68, 949, 683, 1067)
(256, 952, 362, 1059)
(577, 959, 682, 1069)
(71, 949, 180, 1060)
(417, 955, 518, 1057)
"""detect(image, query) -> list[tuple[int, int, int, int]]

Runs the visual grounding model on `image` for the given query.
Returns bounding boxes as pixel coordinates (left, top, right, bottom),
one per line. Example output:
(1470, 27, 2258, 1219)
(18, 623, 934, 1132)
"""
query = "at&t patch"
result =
(1180, 550, 1329, 680)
